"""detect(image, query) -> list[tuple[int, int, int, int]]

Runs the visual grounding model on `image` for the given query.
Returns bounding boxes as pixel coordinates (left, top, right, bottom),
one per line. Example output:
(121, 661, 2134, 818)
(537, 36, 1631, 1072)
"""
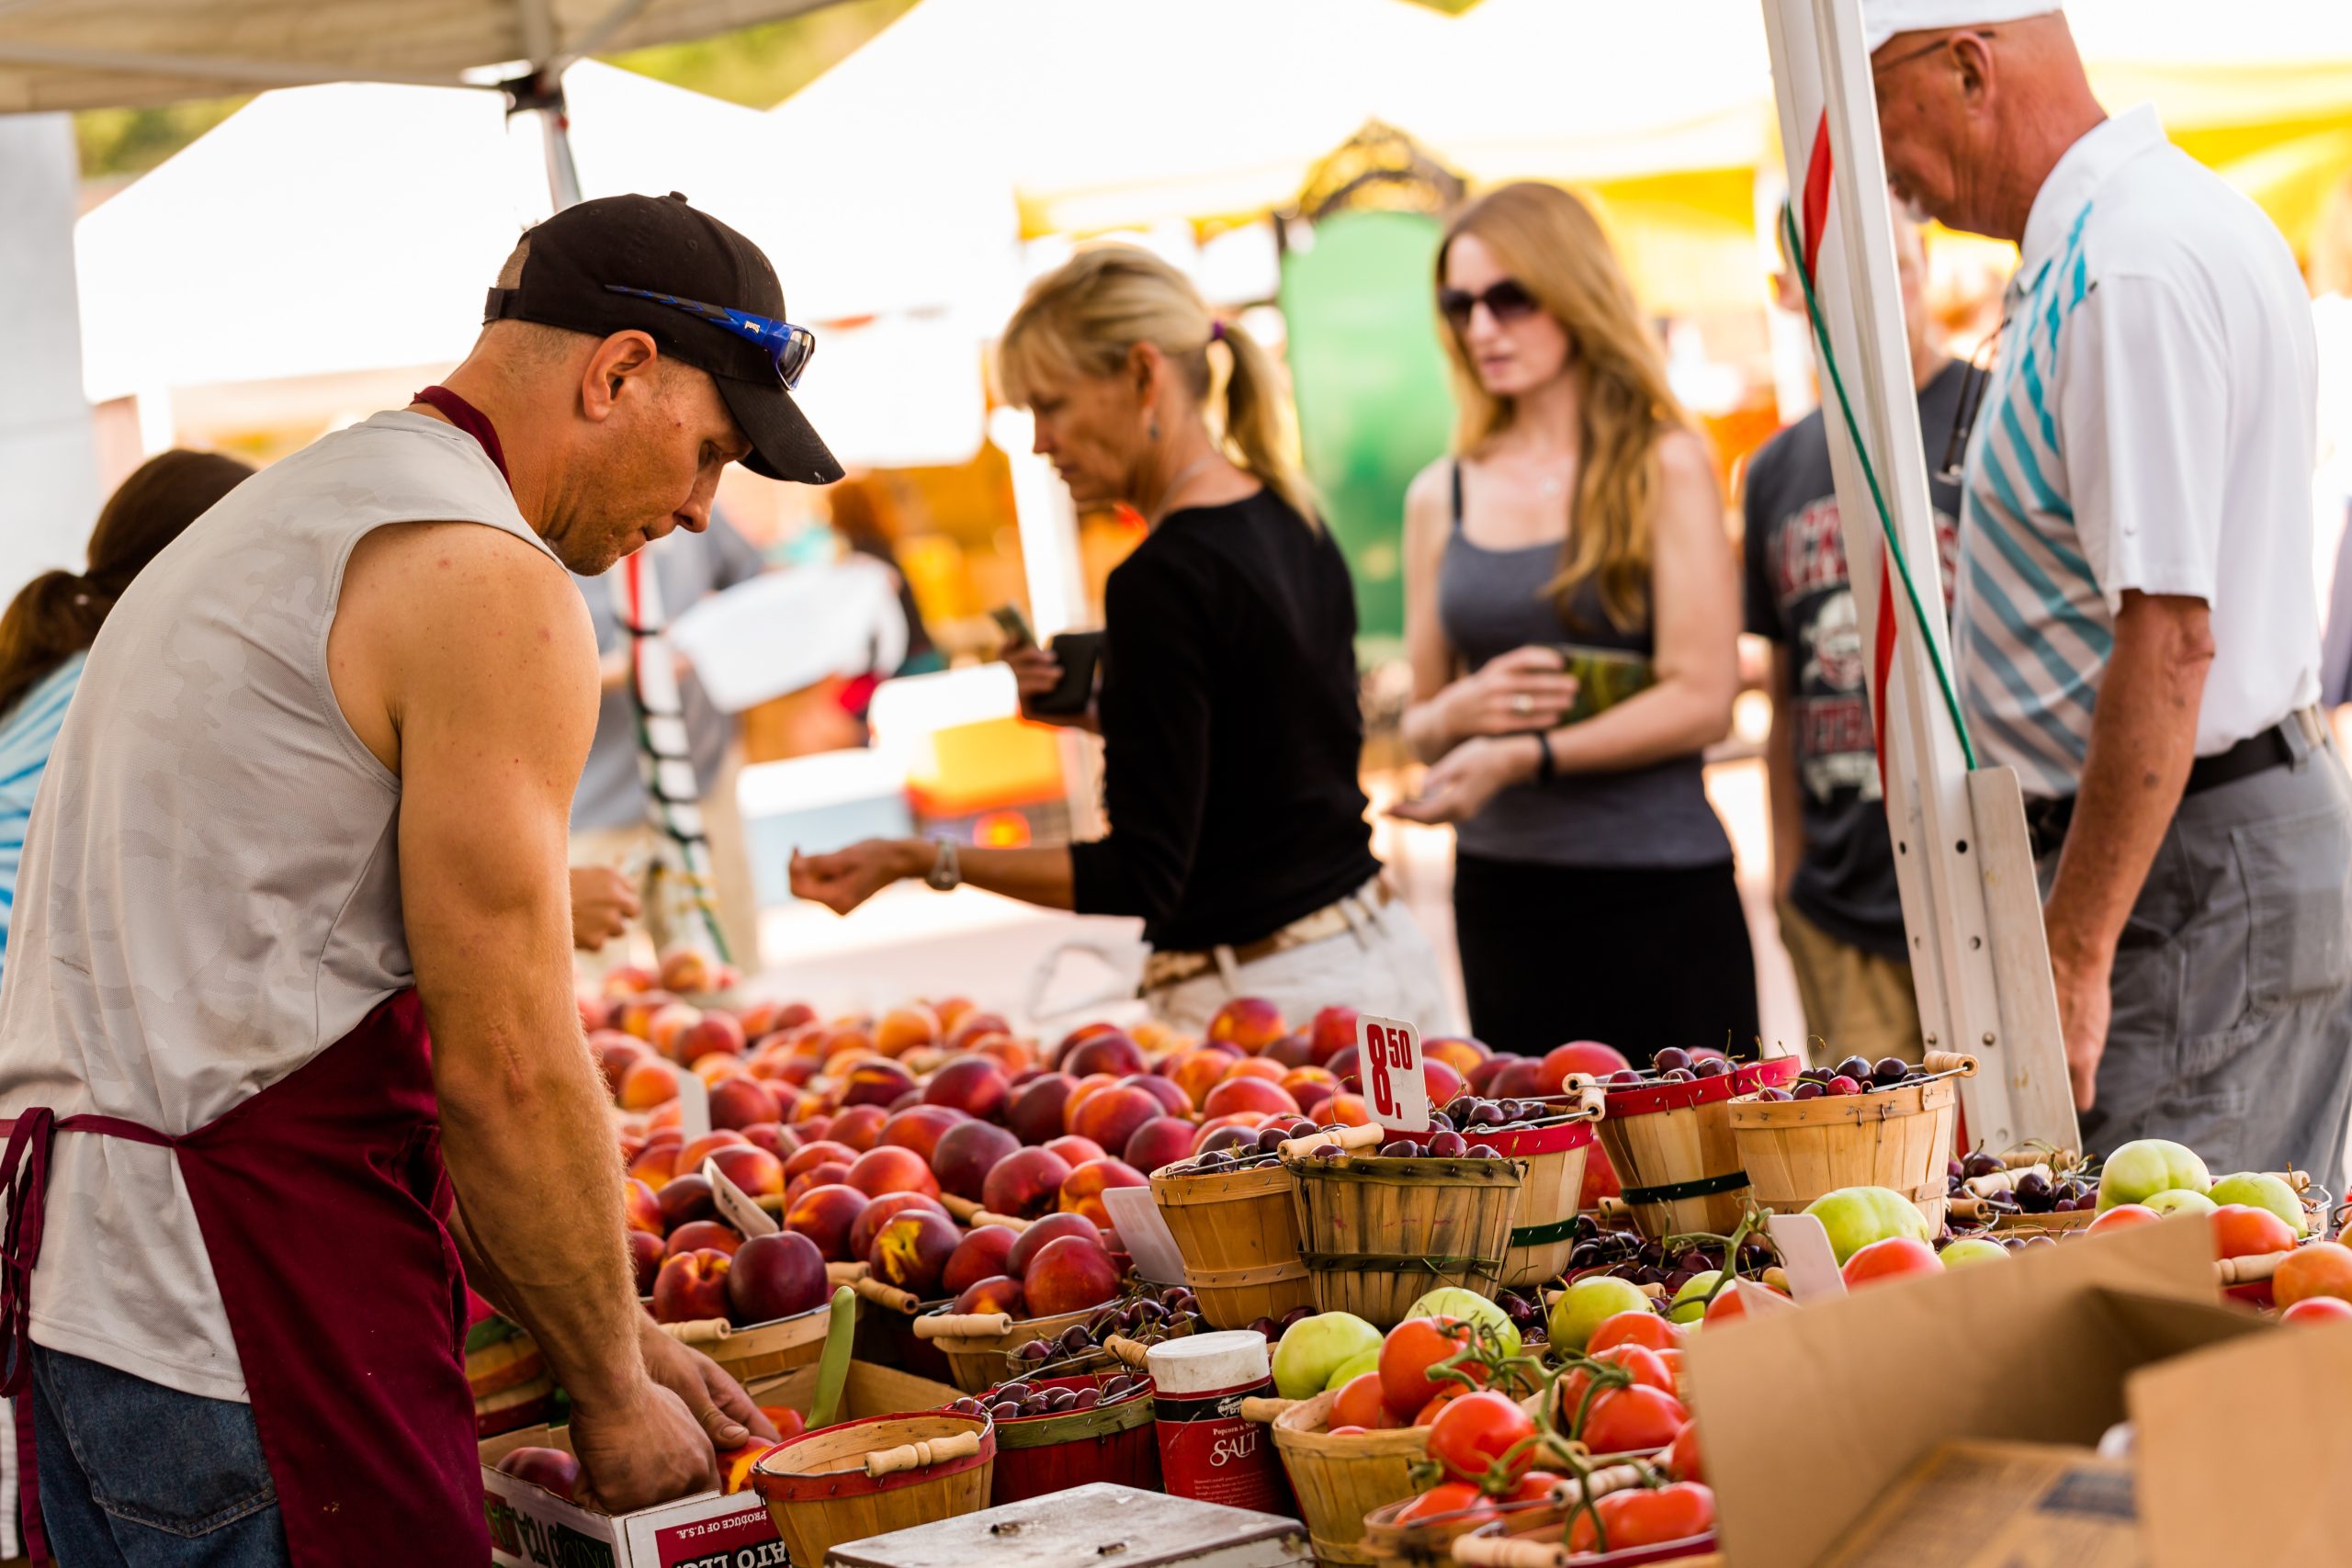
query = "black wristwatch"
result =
(1530, 732, 1556, 784)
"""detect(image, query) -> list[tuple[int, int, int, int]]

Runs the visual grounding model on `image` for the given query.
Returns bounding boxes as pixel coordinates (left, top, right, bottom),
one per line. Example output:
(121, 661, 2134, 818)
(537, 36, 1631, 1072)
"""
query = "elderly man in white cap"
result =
(1866, 2, 2351, 1181)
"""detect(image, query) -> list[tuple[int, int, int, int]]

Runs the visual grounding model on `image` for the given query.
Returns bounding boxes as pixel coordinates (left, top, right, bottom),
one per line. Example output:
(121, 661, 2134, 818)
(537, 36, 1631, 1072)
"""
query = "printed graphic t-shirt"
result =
(1744, 358, 1967, 960)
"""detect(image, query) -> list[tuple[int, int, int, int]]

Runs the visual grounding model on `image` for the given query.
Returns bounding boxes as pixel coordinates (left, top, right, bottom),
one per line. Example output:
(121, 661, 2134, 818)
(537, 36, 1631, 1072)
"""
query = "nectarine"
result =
(1207, 998, 1287, 1055)
(617, 1058, 682, 1111)
(728, 1231, 827, 1325)
(951, 1275, 1026, 1316)
(1006, 1074, 1079, 1146)
(1006, 1212, 1101, 1277)
(982, 1148, 1073, 1220)
(1060, 1158, 1148, 1228)
(784, 1183, 868, 1261)
(1023, 1234, 1120, 1316)
(847, 1145, 939, 1201)
(828, 1105, 889, 1152)
(942, 1225, 1019, 1298)
(664, 1220, 744, 1259)
(651, 1247, 731, 1323)
(874, 1004, 942, 1057)
(1202, 1077, 1299, 1120)
(708, 1145, 786, 1200)
(708, 1077, 784, 1132)
(931, 1120, 1019, 1203)
(922, 1056, 1011, 1122)
(867, 1209, 962, 1298)
(1124, 1118, 1197, 1177)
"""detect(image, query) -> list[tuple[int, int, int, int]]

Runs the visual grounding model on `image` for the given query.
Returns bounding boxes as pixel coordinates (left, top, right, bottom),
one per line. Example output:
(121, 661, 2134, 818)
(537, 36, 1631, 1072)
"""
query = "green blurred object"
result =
(1279, 209, 1458, 652)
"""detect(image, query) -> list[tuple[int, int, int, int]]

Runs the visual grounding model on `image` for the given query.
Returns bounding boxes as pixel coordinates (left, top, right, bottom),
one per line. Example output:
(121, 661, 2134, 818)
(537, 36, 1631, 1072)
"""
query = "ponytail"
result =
(1000, 244, 1318, 530)
(1212, 315, 1317, 529)
(0, 573, 112, 723)
(0, 448, 254, 723)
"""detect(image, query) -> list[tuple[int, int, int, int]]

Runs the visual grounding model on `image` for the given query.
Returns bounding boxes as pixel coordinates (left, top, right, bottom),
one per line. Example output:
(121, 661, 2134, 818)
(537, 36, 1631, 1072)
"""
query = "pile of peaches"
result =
(588, 969, 1625, 1334)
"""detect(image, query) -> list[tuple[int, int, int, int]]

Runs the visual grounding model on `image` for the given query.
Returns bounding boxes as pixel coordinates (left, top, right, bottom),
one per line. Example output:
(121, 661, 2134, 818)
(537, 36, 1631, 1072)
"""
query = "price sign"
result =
(703, 1157, 780, 1238)
(673, 1068, 711, 1144)
(1358, 1013, 1429, 1134)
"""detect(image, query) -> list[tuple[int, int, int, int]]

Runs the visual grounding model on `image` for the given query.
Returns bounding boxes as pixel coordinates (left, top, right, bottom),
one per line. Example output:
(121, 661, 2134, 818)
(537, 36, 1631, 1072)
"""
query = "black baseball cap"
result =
(484, 192, 843, 485)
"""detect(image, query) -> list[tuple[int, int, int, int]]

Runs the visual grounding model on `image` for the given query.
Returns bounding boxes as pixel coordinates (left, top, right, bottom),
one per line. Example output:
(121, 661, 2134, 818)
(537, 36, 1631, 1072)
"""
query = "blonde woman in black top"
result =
(792, 247, 1454, 1033)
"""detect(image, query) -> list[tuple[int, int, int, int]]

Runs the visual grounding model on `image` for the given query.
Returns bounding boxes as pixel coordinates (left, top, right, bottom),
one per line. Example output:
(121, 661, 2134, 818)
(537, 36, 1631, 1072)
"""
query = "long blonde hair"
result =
(998, 245, 1316, 526)
(1438, 183, 1689, 631)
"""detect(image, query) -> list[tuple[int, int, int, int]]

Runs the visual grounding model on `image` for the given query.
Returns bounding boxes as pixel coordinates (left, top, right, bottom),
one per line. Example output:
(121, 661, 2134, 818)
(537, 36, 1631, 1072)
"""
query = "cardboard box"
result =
(1687, 1217, 2290, 1568)
(1818, 1441, 2142, 1568)
(480, 1361, 962, 1568)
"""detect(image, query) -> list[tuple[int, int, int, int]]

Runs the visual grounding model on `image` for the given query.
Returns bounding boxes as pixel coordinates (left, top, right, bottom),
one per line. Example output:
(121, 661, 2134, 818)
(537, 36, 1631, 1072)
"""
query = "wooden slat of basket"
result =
(1497, 1143, 1589, 1289)
(1290, 1158, 1520, 1327)
(706, 1300, 837, 1383)
(1270, 1390, 1429, 1566)
(1728, 1077, 1959, 1225)
(1152, 1163, 1309, 1329)
(755, 1413, 993, 1568)
(1600, 1100, 1749, 1240)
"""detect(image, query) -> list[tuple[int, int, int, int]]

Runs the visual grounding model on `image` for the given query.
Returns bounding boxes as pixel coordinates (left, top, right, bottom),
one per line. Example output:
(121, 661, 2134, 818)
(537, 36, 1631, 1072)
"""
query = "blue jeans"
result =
(29, 1346, 288, 1566)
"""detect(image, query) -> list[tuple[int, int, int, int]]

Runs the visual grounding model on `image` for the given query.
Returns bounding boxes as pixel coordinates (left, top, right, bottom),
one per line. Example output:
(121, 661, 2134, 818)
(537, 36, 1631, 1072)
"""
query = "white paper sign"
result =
(1764, 1213, 1849, 1302)
(703, 1157, 781, 1238)
(1358, 1013, 1429, 1134)
(673, 1069, 710, 1145)
(1098, 1184, 1188, 1287)
(1730, 1277, 1801, 1320)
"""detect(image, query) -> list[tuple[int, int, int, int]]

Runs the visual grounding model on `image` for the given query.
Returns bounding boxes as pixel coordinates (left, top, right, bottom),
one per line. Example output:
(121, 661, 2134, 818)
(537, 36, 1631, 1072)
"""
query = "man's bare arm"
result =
(343, 522, 717, 1507)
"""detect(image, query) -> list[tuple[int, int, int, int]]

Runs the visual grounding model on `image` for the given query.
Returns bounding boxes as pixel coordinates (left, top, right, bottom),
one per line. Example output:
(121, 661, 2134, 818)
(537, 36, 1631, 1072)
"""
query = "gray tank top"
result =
(1436, 461, 1730, 869)
(0, 410, 555, 1401)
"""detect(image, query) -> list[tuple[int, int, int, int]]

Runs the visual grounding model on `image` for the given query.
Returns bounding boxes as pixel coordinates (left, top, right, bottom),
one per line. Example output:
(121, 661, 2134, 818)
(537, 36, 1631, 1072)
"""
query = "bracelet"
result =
(1530, 731, 1556, 784)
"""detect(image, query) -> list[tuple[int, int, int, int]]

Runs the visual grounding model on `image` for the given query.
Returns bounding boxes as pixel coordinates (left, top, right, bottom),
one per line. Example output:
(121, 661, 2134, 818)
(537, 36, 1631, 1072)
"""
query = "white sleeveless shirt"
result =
(0, 412, 557, 1401)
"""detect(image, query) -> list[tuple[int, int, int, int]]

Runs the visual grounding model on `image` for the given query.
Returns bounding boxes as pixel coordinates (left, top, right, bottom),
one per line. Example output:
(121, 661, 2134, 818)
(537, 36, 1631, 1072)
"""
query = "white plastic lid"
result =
(1147, 1330, 1272, 1396)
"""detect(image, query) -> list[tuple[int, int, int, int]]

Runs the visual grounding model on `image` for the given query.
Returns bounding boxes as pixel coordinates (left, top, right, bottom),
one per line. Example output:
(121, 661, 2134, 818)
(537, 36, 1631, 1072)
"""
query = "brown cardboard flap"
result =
(2131, 1317, 2352, 1568)
(1818, 1441, 2143, 1568)
(1689, 1217, 2221, 1568)
(749, 1359, 964, 1418)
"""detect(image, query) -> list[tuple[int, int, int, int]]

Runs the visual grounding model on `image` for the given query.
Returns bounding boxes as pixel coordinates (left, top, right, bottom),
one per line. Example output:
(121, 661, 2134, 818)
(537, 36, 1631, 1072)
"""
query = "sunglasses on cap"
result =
(1438, 278, 1542, 331)
(604, 285, 818, 389)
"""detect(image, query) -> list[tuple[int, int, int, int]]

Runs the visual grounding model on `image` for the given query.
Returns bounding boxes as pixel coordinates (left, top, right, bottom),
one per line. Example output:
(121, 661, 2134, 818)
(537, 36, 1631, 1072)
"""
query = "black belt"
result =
(2024, 716, 2305, 861)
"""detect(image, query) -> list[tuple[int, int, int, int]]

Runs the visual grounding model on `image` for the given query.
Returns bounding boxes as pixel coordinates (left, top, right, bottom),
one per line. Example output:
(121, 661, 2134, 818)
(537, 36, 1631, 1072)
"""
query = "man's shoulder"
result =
(2088, 145, 2293, 285)
(1746, 409, 1831, 519)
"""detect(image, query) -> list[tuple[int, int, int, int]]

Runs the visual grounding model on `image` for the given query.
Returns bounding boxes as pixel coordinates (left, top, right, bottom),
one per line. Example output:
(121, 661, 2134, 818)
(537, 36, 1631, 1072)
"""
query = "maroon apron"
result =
(0, 989, 487, 1563)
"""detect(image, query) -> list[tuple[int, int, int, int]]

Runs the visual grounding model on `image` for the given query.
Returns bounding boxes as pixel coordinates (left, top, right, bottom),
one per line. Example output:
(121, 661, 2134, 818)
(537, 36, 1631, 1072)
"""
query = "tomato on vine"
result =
(1425, 1390, 1536, 1483)
(1566, 1482, 1714, 1552)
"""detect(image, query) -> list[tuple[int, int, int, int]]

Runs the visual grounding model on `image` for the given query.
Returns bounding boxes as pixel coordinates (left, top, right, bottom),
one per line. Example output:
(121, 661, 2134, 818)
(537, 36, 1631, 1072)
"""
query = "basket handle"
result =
(657, 1318, 731, 1347)
(864, 1430, 982, 1478)
(1947, 1194, 1986, 1220)
(1238, 1397, 1294, 1423)
(2217, 1251, 2290, 1285)
(1282, 1122, 1385, 1159)
(1102, 1334, 1153, 1369)
(825, 1262, 870, 1286)
(935, 1194, 1035, 1231)
(1449, 1538, 1566, 1568)
(912, 1312, 1012, 1340)
(852, 1277, 922, 1314)
(1555, 1079, 1605, 1121)
(1922, 1051, 1979, 1077)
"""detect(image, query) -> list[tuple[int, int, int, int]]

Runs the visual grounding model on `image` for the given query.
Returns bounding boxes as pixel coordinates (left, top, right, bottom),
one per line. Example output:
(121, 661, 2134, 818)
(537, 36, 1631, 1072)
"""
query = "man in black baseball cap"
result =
(484, 190, 843, 491)
(0, 193, 849, 1563)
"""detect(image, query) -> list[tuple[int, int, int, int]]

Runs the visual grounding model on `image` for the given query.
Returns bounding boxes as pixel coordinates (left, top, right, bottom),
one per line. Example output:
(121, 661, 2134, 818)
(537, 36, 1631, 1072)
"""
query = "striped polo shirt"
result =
(1953, 106, 2321, 799)
(0, 651, 86, 979)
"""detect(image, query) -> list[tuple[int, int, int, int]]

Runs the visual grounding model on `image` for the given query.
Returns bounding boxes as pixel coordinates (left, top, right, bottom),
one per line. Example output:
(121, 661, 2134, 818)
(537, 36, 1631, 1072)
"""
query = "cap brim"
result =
(717, 375, 844, 485)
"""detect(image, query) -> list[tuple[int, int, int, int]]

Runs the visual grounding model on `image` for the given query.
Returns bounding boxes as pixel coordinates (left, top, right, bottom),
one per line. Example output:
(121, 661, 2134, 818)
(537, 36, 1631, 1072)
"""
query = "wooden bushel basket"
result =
(984, 1375, 1160, 1506)
(1283, 1150, 1523, 1329)
(1256, 1389, 1428, 1566)
(1149, 1159, 1316, 1330)
(916, 1303, 1112, 1394)
(1407, 1087, 1602, 1289)
(1725, 1053, 1976, 1227)
(658, 1297, 839, 1386)
(1591, 1057, 1800, 1241)
(1359, 1494, 1551, 1566)
(752, 1410, 994, 1568)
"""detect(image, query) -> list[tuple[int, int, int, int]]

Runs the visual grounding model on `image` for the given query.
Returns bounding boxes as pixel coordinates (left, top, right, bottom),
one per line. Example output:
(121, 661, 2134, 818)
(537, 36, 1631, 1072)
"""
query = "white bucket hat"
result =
(1864, 1, 2060, 53)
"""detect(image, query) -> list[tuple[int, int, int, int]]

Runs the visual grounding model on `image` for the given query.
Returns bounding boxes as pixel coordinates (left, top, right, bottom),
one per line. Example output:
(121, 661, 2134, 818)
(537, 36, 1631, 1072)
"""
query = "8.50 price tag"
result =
(1357, 1013, 1429, 1134)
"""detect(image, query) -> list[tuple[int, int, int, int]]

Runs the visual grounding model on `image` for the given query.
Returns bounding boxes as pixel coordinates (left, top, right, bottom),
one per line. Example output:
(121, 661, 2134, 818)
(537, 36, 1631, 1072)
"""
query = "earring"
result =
(1148, 415, 1160, 443)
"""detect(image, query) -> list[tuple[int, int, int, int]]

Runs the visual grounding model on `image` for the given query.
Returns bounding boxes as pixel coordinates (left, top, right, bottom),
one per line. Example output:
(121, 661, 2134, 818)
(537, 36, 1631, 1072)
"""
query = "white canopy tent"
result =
(74, 57, 1016, 468)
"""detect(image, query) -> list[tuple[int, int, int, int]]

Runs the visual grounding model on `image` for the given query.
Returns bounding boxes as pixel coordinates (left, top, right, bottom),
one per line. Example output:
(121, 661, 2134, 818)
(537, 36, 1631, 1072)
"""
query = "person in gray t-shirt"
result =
(570, 515, 764, 962)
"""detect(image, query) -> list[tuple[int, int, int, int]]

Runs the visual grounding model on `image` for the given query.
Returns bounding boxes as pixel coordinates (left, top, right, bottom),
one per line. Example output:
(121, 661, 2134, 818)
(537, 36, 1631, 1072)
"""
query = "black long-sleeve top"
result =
(1068, 489, 1383, 952)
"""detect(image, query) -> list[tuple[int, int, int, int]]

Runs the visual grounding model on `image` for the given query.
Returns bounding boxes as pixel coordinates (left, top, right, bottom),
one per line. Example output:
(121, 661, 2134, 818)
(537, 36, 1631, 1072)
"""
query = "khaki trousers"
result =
(1775, 897, 1923, 1066)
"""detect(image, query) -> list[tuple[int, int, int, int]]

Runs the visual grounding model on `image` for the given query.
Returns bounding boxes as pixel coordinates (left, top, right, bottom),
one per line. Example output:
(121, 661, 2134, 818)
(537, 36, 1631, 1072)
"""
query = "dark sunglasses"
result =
(604, 284, 817, 389)
(1438, 278, 1542, 331)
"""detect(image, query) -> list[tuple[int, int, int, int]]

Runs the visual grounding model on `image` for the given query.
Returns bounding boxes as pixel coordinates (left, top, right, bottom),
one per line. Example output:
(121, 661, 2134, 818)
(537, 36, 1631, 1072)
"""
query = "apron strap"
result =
(0, 1111, 175, 1398)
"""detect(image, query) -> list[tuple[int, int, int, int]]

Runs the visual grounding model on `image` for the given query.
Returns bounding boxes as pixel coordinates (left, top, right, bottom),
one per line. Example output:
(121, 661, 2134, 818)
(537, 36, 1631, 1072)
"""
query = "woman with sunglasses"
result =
(791, 245, 1455, 1034)
(1393, 182, 1755, 1065)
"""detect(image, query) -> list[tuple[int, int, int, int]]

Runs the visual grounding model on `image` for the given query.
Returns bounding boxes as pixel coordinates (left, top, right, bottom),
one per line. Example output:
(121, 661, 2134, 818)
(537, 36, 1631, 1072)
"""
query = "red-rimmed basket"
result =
(1591, 1057, 1800, 1241)
(978, 1373, 1160, 1505)
(752, 1410, 994, 1567)
(1403, 1096, 1601, 1288)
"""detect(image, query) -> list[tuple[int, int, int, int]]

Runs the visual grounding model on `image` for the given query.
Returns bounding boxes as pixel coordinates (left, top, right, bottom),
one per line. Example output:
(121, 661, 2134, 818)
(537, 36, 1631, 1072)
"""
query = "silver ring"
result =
(1511, 694, 1533, 717)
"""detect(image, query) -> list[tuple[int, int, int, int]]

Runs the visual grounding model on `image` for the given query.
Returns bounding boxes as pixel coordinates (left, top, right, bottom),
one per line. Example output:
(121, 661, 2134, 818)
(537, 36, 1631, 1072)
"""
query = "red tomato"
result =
(1577, 1384, 1689, 1456)
(2211, 1203, 2298, 1261)
(1414, 1384, 1471, 1427)
(1379, 1316, 1481, 1420)
(1585, 1309, 1682, 1356)
(1425, 1390, 1536, 1484)
(1566, 1482, 1715, 1552)
(1394, 1481, 1498, 1528)
(1332, 1371, 1400, 1432)
(1662, 1420, 1703, 1485)
(1554, 1345, 1675, 1427)
(2281, 1296, 2352, 1325)
(2086, 1202, 2161, 1234)
(1840, 1235, 1942, 1291)
(1654, 1347, 1687, 1404)
(1504, 1470, 1565, 1506)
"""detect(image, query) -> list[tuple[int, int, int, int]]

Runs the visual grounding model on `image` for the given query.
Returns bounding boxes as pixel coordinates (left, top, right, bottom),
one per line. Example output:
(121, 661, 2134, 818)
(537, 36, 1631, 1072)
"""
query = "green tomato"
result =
(1404, 1286, 1521, 1358)
(2096, 1139, 2211, 1211)
(1667, 1270, 1720, 1324)
(1939, 1237, 2009, 1269)
(1271, 1313, 1382, 1401)
(2143, 1188, 2217, 1217)
(1803, 1186, 1935, 1264)
(1546, 1276, 1652, 1352)
(2208, 1172, 2307, 1235)
(1324, 1347, 1382, 1393)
